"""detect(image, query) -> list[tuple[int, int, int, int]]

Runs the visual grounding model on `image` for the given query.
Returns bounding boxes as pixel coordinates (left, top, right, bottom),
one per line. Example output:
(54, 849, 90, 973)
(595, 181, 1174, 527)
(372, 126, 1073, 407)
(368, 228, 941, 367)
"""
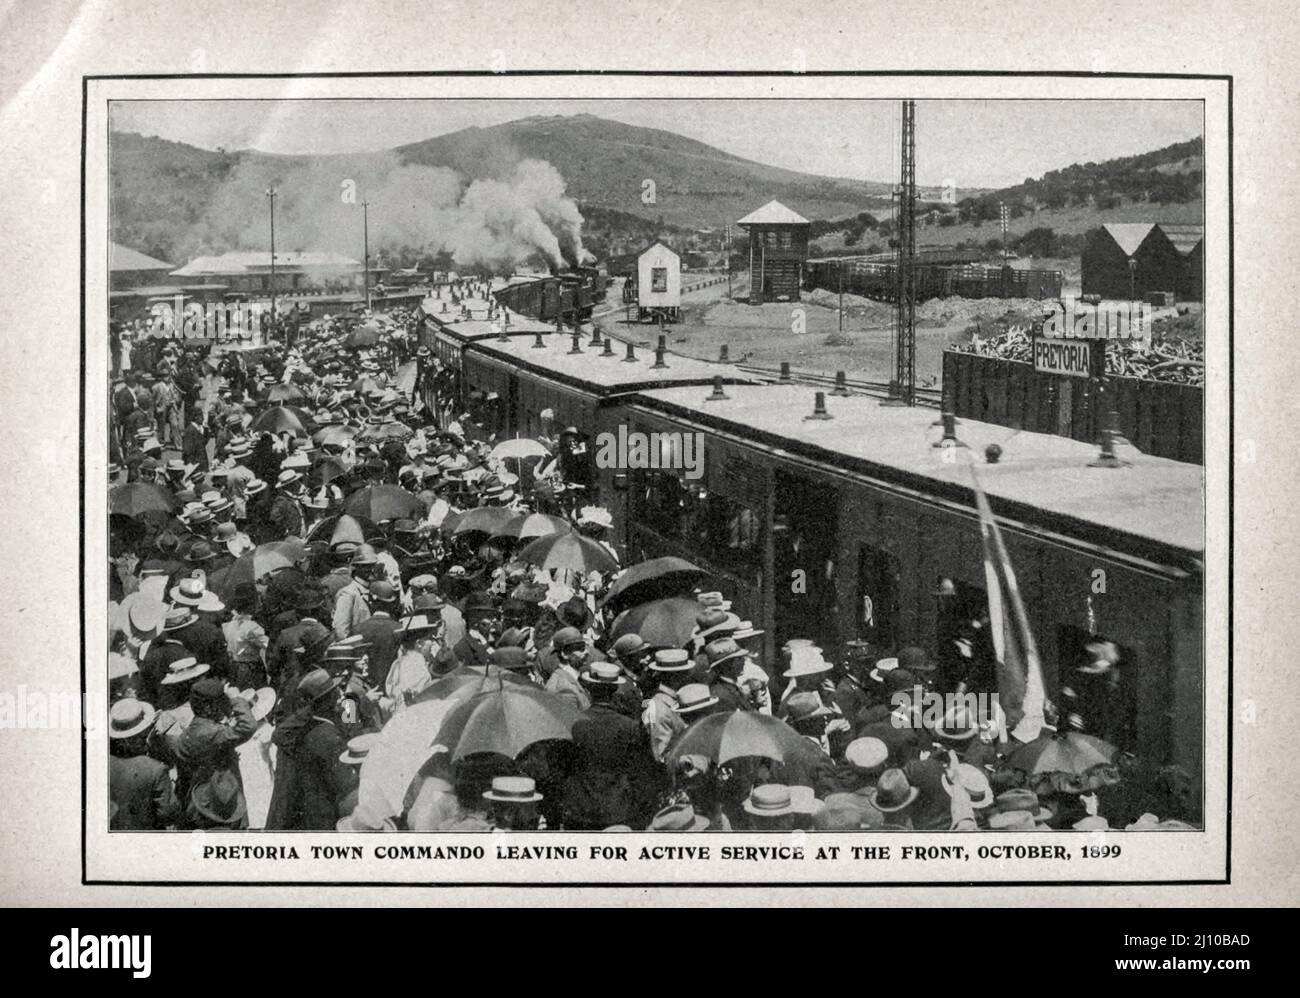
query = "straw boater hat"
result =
(159, 656, 209, 686)
(108, 698, 157, 739)
(782, 646, 832, 679)
(649, 802, 710, 832)
(339, 732, 380, 766)
(672, 684, 719, 715)
(244, 478, 268, 498)
(483, 776, 543, 804)
(869, 656, 899, 684)
(161, 606, 198, 633)
(696, 591, 733, 612)
(169, 575, 209, 607)
(649, 649, 693, 673)
(942, 762, 995, 809)
(844, 737, 889, 772)
(237, 687, 278, 722)
(743, 784, 797, 818)
(581, 661, 627, 686)
(276, 468, 304, 489)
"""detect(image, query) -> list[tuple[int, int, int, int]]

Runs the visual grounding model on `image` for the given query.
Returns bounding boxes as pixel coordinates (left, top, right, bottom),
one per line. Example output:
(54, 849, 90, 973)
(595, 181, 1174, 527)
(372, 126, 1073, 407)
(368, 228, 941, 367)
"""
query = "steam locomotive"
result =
(493, 264, 608, 325)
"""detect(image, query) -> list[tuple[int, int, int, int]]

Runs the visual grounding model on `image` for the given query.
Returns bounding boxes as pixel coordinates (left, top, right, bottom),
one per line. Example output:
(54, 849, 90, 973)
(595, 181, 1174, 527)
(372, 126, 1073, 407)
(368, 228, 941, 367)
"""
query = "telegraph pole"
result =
(362, 200, 371, 310)
(266, 187, 278, 342)
(885, 99, 916, 406)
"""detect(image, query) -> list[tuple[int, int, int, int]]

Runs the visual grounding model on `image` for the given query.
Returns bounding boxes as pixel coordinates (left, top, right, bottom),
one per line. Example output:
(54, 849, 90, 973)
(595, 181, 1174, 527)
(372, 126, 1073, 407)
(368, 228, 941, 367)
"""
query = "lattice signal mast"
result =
(891, 99, 917, 406)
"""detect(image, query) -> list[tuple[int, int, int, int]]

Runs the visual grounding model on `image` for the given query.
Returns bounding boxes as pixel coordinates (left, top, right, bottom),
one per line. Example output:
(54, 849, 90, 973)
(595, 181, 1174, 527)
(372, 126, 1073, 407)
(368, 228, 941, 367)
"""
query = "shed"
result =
(1081, 222, 1203, 302)
(633, 241, 682, 322)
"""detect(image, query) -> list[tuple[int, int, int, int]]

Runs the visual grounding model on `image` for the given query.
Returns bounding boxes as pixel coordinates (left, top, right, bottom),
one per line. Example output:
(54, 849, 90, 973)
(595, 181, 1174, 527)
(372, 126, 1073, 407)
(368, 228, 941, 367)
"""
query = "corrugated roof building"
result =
(1081, 222, 1203, 302)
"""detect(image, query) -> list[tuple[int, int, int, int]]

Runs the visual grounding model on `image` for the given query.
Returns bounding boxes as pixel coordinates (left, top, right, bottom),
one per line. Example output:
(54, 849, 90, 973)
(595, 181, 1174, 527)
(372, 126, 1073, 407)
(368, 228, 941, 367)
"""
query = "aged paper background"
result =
(0, 0, 1294, 905)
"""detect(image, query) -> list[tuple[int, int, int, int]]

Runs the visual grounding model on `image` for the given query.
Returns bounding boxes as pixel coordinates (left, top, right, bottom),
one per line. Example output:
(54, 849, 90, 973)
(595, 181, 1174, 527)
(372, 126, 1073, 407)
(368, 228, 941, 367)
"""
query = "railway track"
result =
(737, 362, 943, 407)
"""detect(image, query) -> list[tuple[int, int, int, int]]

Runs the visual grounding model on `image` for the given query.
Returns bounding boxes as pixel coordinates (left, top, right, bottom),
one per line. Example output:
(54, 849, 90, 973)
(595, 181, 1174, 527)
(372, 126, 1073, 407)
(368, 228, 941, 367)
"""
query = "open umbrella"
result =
(495, 512, 571, 542)
(345, 484, 421, 523)
(344, 326, 381, 349)
(599, 556, 707, 611)
(251, 405, 309, 436)
(1008, 732, 1118, 777)
(489, 438, 550, 462)
(210, 540, 307, 597)
(415, 666, 531, 704)
(666, 710, 810, 767)
(358, 698, 456, 818)
(357, 421, 414, 442)
(432, 685, 584, 762)
(305, 512, 376, 547)
(312, 425, 356, 449)
(263, 382, 306, 404)
(608, 597, 703, 648)
(109, 482, 176, 517)
(515, 532, 619, 575)
(451, 506, 517, 538)
(311, 455, 352, 486)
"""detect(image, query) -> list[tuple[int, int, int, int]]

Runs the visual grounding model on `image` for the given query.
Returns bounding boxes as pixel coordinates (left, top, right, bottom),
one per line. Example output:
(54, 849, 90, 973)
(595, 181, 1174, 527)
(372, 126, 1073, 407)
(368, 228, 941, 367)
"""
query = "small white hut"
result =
(634, 241, 682, 322)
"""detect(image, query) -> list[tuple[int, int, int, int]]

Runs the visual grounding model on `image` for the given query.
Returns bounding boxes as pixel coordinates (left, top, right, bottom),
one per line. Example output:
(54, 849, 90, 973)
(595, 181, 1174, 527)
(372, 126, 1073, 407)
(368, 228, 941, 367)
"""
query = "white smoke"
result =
(176, 154, 589, 274)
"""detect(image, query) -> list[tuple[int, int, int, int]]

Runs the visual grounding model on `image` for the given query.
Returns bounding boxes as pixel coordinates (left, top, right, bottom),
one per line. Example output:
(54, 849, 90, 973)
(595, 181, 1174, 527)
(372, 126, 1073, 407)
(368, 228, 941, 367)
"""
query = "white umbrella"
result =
(490, 438, 550, 462)
(358, 698, 455, 819)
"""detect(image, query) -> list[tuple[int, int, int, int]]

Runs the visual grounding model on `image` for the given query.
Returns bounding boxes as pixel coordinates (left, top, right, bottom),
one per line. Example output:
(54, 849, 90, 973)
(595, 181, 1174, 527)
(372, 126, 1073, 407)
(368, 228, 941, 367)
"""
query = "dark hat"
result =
(611, 633, 650, 659)
(411, 591, 446, 612)
(496, 626, 530, 649)
(556, 597, 592, 630)
(297, 668, 343, 701)
(551, 626, 585, 652)
(897, 646, 936, 674)
(185, 542, 217, 563)
(296, 587, 327, 613)
(462, 591, 498, 617)
(397, 614, 442, 641)
(704, 637, 750, 671)
(871, 768, 919, 812)
(490, 646, 531, 671)
(368, 579, 398, 604)
(190, 770, 247, 826)
(783, 692, 834, 723)
(190, 676, 228, 705)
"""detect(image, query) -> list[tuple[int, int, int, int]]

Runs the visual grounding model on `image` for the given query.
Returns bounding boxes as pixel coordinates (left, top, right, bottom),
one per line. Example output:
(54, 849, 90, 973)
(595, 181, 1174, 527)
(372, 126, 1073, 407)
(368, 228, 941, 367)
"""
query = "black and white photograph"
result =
(83, 77, 1228, 887)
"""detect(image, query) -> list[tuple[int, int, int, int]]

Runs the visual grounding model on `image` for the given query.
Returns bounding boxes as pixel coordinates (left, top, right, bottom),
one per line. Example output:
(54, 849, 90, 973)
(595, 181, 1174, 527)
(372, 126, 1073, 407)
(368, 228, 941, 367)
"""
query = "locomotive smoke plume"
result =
(176, 153, 590, 274)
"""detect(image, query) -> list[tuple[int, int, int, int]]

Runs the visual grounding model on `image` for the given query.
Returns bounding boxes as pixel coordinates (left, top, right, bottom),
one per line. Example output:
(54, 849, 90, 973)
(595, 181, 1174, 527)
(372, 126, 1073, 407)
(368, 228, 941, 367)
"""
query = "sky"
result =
(111, 98, 1202, 189)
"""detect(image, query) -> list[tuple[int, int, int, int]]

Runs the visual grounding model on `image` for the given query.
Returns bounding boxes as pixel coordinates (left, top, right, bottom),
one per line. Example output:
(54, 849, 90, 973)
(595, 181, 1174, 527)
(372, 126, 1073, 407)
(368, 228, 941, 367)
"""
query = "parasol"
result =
(599, 556, 706, 612)
(665, 710, 811, 766)
(432, 685, 584, 762)
(209, 540, 307, 597)
(514, 532, 619, 575)
(109, 482, 176, 517)
(495, 512, 571, 542)
(1008, 732, 1119, 777)
(450, 506, 517, 538)
(345, 484, 421, 523)
(489, 438, 550, 462)
(358, 698, 456, 818)
(250, 405, 309, 436)
(608, 597, 703, 648)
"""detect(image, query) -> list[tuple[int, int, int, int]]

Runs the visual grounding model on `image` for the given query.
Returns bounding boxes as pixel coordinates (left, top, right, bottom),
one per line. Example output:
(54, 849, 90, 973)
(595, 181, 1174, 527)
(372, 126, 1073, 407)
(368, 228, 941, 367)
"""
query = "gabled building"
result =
(737, 200, 810, 304)
(1081, 222, 1204, 302)
(169, 250, 388, 294)
(110, 243, 175, 291)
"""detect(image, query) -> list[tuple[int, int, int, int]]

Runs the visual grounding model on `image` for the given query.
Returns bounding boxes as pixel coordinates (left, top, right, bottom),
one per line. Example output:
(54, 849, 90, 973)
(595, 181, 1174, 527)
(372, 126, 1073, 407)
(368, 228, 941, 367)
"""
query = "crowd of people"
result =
(106, 286, 1199, 834)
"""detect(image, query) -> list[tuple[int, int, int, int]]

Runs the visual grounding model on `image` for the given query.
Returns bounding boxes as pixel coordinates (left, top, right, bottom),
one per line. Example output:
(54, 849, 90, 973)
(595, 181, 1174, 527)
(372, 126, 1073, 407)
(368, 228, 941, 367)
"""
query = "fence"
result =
(942, 351, 1203, 464)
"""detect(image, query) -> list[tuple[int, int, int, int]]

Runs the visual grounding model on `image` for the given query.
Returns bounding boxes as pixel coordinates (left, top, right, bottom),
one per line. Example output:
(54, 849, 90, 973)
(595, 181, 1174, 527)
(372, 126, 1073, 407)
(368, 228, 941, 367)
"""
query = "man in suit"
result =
(109, 699, 180, 830)
(268, 589, 330, 689)
(182, 409, 209, 472)
(332, 545, 376, 640)
(562, 662, 660, 829)
(266, 669, 358, 830)
(643, 650, 694, 762)
(175, 677, 257, 813)
(544, 627, 592, 711)
(704, 637, 755, 712)
(436, 591, 496, 671)
(354, 579, 402, 689)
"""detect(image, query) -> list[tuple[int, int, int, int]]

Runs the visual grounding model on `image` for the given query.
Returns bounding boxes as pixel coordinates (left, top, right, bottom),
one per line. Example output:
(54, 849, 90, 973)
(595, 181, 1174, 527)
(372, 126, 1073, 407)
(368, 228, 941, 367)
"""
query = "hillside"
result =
(392, 113, 900, 229)
(807, 137, 1203, 260)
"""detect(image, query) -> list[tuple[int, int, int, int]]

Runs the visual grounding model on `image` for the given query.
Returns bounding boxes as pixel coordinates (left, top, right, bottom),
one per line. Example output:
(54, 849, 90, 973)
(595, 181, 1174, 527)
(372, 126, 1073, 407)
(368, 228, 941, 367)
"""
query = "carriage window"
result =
(651, 268, 668, 293)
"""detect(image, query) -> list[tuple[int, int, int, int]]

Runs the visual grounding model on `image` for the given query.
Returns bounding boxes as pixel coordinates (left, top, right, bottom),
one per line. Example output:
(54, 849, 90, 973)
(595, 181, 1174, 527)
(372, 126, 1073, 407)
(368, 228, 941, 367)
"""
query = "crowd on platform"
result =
(106, 284, 1199, 834)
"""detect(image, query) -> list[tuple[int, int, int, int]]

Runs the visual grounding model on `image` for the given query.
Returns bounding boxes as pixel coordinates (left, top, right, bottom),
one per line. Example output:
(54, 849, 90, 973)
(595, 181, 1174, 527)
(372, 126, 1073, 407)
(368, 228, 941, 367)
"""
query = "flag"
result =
(968, 462, 1045, 742)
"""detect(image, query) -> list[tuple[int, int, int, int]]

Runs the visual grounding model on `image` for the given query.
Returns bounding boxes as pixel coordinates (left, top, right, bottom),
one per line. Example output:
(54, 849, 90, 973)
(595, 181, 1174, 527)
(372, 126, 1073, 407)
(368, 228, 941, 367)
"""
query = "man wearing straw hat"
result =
(109, 698, 180, 830)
